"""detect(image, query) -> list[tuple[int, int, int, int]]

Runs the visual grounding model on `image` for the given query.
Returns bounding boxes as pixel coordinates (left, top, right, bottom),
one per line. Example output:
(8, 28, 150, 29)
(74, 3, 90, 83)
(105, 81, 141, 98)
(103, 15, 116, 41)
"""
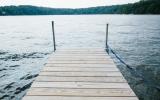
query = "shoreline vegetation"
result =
(0, 1, 160, 15)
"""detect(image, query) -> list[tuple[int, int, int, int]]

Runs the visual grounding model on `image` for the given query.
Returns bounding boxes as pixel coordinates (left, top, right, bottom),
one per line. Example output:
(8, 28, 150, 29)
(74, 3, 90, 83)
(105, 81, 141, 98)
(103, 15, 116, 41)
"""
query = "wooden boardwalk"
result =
(22, 48, 139, 100)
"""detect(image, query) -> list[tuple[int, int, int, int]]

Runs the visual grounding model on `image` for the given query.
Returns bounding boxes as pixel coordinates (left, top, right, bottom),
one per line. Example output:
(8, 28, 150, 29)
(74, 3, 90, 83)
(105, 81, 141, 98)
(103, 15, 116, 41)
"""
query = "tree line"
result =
(0, 0, 160, 15)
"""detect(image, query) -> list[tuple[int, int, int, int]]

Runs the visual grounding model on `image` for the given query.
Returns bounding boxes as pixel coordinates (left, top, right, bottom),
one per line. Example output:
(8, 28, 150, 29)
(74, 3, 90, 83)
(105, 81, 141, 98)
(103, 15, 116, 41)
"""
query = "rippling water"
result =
(0, 15, 160, 100)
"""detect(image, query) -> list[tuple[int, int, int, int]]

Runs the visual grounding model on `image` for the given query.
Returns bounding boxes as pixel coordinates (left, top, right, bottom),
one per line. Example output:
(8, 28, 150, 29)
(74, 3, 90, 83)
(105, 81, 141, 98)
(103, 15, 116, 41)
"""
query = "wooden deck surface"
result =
(22, 48, 139, 100)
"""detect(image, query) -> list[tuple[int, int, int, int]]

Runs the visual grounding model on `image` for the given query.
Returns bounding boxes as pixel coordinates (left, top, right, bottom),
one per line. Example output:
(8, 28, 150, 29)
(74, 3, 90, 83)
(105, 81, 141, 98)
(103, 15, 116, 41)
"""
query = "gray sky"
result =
(0, 0, 140, 8)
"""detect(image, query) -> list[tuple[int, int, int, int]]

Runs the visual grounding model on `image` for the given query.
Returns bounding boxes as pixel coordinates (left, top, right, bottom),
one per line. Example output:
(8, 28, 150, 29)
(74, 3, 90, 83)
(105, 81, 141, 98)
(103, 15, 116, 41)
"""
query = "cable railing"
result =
(105, 24, 160, 91)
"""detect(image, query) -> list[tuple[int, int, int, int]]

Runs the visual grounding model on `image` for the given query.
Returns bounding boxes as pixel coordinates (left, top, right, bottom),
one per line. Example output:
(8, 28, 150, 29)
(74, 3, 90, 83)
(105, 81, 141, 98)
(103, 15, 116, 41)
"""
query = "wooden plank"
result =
(49, 57, 110, 59)
(47, 61, 114, 63)
(50, 56, 110, 59)
(48, 58, 113, 61)
(52, 55, 109, 57)
(35, 76, 126, 82)
(54, 49, 105, 51)
(49, 56, 111, 59)
(42, 67, 119, 72)
(53, 51, 107, 53)
(23, 96, 138, 100)
(26, 88, 136, 96)
(39, 71, 123, 77)
(52, 54, 108, 56)
(48, 58, 112, 61)
(31, 82, 131, 89)
(45, 63, 116, 67)
(54, 52, 107, 54)
(53, 54, 108, 56)
(55, 48, 105, 50)
(48, 57, 113, 62)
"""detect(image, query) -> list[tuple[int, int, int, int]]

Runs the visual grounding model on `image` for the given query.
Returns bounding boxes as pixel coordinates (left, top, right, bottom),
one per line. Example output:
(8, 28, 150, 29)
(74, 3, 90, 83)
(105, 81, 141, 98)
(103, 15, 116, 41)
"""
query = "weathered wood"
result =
(22, 48, 138, 100)
(31, 82, 131, 88)
(39, 71, 123, 77)
(47, 61, 114, 64)
(45, 63, 115, 67)
(48, 57, 112, 61)
(54, 52, 108, 56)
(54, 48, 105, 51)
(35, 76, 126, 82)
(42, 67, 119, 72)
(49, 56, 110, 58)
(23, 96, 138, 100)
(53, 55, 109, 57)
(54, 52, 107, 54)
(26, 88, 135, 96)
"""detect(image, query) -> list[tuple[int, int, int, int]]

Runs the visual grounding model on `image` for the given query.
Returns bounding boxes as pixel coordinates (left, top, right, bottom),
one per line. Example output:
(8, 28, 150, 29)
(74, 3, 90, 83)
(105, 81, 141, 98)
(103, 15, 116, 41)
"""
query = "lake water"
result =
(0, 15, 160, 100)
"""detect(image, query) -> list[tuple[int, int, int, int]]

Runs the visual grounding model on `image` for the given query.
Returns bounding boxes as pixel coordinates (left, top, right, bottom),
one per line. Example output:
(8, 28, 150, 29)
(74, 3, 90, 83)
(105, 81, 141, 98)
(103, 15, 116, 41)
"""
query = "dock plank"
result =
(26, 88, 135, 96)
(35, 76, 126, 82)
(23, 96, 138, 100)
(45, 63, 115, 67)
(31, 82, 131, 88)
(22, 48, 138, 100)
(39, 71, 123, 77)
(42, 67, 119, 72)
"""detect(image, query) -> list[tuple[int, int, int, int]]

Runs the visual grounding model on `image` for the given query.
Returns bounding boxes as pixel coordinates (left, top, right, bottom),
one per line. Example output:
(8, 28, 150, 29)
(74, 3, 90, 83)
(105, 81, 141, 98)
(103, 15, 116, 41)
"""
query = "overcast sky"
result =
(0, 0, 140, 8)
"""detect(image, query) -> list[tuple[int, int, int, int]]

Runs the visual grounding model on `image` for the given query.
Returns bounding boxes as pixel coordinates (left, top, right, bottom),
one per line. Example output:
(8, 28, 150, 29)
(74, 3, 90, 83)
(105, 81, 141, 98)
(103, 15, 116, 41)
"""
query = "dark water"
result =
(0, 15, 160, 100)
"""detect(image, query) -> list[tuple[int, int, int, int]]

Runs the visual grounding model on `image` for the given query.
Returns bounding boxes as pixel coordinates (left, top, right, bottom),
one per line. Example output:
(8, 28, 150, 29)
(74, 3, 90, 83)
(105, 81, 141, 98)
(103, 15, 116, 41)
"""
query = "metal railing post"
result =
(52, 21, 56, 52)
(106, 23, 109, 53)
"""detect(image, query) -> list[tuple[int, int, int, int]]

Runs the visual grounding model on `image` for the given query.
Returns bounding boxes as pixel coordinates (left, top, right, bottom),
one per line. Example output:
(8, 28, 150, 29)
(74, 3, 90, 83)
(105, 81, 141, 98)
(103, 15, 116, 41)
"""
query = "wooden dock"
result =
(22, 48, 139, 100)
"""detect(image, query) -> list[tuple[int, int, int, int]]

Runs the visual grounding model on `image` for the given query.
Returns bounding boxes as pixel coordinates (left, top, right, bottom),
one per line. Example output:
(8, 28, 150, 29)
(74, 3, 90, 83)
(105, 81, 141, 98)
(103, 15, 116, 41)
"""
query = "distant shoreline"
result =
(0, 1, 160, 15)
(0, 14, 160, 17)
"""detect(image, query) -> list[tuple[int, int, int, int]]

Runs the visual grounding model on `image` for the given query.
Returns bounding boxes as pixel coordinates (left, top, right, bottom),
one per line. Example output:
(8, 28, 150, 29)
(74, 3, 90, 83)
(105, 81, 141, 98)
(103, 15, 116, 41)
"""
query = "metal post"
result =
(106, 23, 109, 53)
(52, 21, 56, 52)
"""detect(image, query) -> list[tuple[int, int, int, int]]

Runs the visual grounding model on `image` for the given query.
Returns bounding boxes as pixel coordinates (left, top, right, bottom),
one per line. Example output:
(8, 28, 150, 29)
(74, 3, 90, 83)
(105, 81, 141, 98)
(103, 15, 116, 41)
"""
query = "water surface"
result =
(0, 15, 160, 100)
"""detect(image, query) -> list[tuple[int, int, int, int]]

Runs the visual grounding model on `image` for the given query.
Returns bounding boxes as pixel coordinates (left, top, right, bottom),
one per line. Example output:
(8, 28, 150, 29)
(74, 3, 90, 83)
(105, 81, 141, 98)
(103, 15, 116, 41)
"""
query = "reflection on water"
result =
(0, 15, 160, 100)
